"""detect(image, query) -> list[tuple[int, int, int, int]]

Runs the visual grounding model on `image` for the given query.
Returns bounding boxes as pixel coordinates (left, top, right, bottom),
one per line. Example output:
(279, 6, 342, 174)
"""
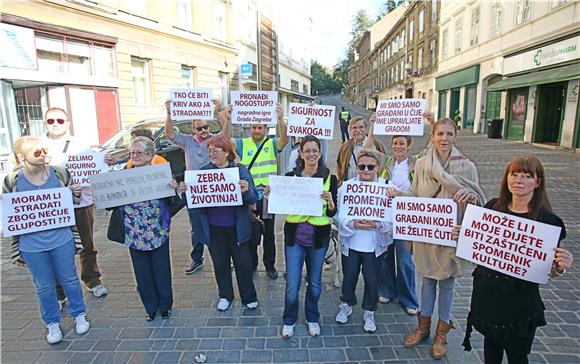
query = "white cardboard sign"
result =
(91, 163, 174, 209)
(53, 149, 108, 187)
(2, 187, 75, 237)
(169, 88, 214, 121)
(456, 205, 561, 284)
(338, 181, 393, 222)
(287, 103, 335, 140)
(231, 91, 277, 125)
(184, 167, 242, 209)
(393, 196, 457, 246)
(267, 175, 324, 216)
(374, 98, 426, 136)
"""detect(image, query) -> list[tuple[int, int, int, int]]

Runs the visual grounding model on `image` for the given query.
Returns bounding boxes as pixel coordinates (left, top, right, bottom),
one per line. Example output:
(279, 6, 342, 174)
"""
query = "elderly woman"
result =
(335, 149, 393, 333)
(110, 136, 177, 321)
(3, 136, 89, 344)
(181, 135, 258, 311)
(388, 118, 486, 359)
(462, 155, 573, 364)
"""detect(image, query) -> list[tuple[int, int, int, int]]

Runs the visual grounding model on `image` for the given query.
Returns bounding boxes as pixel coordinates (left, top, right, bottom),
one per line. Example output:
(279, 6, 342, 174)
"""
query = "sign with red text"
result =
(54, 149, 108, 187)
(184, 167, 242, 208)
(267, 175, 323, 216)
(91, 163, 174, 209)
(456, 205, 560, 284)
(374, 99, 426, 136)
(231, 91, 277, 125)
(2, 187, 75, 237)
(393, 196, 457, 246)
(169, 88, 213, 121)
(338, 181, 393, 222)
(287, 103, 335, 140)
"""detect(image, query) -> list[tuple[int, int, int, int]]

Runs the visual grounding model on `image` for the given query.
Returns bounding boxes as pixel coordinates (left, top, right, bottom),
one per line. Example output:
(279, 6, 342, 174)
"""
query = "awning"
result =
(279, 87, 315, 101)
(488, 63, 580, 91)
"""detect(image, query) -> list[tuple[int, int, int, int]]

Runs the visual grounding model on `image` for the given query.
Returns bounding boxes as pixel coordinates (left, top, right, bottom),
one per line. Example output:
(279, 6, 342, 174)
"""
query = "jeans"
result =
(283, 241, 328, 325)
(340, 122, 350, 142)
(340, 249, 379, 311)
(250, 198, 276, 270)
(378, 239, 419, 309)
(187, 206, 204, 263)
(21, 239, 86, 325)
(420, 276, 455, 323)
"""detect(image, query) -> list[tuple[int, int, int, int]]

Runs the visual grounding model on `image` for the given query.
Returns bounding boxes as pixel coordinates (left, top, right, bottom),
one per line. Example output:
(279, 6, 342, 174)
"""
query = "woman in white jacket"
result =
(336, 149, 394, 333)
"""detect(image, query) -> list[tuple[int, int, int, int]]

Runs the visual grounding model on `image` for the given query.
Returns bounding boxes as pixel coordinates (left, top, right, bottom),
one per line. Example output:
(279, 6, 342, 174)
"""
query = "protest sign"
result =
(91, 163, 174, 209)
(287, 103, 335, 140)
(456, 205, 560, 284)
(373, 98, 426, 136)
(169, 88, 213, 121)
(338, 181, 393, 222)
(267, 175, 324, 216)
(53, 149, 108, 187)
(184, 167, 242, 209)
(393, 196, 457, 246)
(2, 187, 75, 237)
(231, 91, 277, 125)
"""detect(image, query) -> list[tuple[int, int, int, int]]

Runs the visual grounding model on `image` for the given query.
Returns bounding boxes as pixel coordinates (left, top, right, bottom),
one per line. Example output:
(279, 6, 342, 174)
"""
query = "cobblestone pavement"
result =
(2, 96, 578, 363)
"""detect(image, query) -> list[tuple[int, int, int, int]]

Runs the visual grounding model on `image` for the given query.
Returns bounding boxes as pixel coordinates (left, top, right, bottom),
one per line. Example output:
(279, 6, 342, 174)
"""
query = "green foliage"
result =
(311, 60, 342, 95)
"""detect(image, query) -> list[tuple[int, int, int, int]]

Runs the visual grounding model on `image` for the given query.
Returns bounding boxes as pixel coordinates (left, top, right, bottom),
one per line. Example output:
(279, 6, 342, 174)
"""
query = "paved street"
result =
(1, 96, 579, 364)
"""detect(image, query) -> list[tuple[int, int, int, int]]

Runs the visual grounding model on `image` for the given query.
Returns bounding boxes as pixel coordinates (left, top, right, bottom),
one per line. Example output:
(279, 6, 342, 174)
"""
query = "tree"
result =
(311, 60, 342, 95)
(377, 1, 400, 21)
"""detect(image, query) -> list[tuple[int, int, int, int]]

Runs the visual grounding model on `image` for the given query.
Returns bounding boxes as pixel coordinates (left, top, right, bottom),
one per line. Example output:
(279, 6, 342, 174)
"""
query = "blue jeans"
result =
(420, 276, 455, 323)
(283, 241, 328, 325)
(21, 240, 86, 325)
(378, 239, 419, 309)
(187, 206, 204, 263)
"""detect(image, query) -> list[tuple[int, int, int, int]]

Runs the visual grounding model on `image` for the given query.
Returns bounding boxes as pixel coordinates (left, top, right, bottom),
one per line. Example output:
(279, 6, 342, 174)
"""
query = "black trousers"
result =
(340, 249, 379, 311)
(251, 198, 276, 270)
(129, 242, 173, 315)
(208, 225, 257, 304)
(340, 121, 350, 142)
(484, 337, 529, 364)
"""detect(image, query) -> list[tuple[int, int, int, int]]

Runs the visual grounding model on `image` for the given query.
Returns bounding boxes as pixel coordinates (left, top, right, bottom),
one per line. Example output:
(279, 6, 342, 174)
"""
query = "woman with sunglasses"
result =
(335, 149, 393, 333)
(264, 135, 338, 338)
(111, 136, 178, 321)
(181, 135, 258, 311)
(2, 136, 90, 344)
(388, 118, 486, 359)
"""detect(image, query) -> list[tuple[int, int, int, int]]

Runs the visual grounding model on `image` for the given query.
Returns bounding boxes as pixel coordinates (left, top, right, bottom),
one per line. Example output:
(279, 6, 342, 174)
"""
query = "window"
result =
(552, 0, 570, 7)
(215, 0, 227, 41)
(419, 10, 425, 34)
(516, 0, 531, 24)
(491, 0, 503, 35)
(181, 66, 196, 87)
(454, 18, 463, 53)
(470, 7, 480, 46)
(401, 29, 406, 47)
(431, 0, 437, 21)
(395, 64, 399, 81)
(131, 57, 151, 105)
(387, 43, 391, 58)
(441, 27, 448, 60)
(400, 60, 404, 80)
(408, 19, 414, 43)
(219, 72, 229, 105)
(290, 79, 299, 92)
(418, 46, 423, 68)
(407, 52, 413, 69)
(429, 39, 436, 66)
(303, 84, 308, 95)
(176, 0, 193, 30)
(398, 32, 403, 49)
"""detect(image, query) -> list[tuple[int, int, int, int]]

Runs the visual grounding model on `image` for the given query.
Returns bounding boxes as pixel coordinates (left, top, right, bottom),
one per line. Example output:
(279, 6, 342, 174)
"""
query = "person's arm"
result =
(325, 174, 338, 217)
(164, 99, 175, 140)
(275, 103, 288, 151)
(219, 105, 233, 139)
(364, 112, 377, 150)
(239, 165, 257, 205)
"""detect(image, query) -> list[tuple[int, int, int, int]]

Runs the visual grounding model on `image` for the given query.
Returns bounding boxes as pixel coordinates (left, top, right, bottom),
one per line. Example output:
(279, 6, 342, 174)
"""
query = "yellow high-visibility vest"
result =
(239, 137, 277, 187)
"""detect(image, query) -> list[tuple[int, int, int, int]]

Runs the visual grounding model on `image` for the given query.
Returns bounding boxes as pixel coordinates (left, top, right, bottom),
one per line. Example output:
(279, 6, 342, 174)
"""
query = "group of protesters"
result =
(4, 99, 574, 364)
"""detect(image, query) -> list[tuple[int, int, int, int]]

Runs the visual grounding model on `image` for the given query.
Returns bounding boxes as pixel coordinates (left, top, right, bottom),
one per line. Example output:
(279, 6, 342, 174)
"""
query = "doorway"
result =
(449, 89, 460, 120)
(534, 82, 566, 144)
(506, 87, 528, 141)
(438, 91, 447, 119)
(463, 85, 476, 129)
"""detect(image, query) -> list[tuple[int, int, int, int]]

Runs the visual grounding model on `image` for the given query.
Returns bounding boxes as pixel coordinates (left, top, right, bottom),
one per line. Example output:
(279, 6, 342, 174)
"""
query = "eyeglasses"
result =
(33, 148, 49, 157)
(130, 151, 148, 157)
(301, 149, 320, 155)
(195, 125, 209, 131)
(46, 118, 66, 125)
(208, 147, 224, 155)
(357, 164, 377, 171)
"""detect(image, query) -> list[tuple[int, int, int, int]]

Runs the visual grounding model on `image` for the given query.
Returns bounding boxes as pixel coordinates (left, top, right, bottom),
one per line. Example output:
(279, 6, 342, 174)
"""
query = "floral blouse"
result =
(122, 199, 169, 251)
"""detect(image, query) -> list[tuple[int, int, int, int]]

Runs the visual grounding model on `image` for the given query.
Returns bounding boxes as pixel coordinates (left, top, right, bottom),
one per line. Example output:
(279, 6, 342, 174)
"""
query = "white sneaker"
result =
(246, 301, 259, 309)
(88, 284, 108, 298)
(404, 306, 419, 315)
(74, 313, 90, 335)
(307, 321, 320, 336)
(217, 298, 231, 311)
(281, 324, 295, 339)
(58, 298, 67, 311)
(378, 296, 391, 304)
(363, 310, 376, 333)
(335, 302, 352, 324)
(46, 322, 63, 344)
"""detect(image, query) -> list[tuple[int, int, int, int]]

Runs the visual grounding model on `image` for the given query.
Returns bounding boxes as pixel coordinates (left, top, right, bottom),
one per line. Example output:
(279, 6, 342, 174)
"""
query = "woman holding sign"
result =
(264, 135, 338, 338)
(388, 118, 486, 359)
(3, 136, 90, 344)
(461, 155, 573, 364)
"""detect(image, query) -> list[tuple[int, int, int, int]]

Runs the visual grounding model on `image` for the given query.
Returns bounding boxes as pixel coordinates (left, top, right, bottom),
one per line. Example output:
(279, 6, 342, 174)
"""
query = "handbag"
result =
(107, 209, 125, 244)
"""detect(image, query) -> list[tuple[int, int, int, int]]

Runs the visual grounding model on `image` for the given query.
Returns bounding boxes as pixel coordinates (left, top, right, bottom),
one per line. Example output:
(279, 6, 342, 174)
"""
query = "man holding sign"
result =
(373, 98, 426, 136)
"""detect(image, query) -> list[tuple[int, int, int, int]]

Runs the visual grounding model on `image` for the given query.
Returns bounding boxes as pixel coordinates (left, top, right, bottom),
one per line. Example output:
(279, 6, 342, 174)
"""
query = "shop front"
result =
(435, 65, 480, 129)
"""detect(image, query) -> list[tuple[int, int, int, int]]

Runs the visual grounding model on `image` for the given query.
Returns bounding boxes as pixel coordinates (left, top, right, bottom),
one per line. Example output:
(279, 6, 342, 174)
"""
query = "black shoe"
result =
(161, 310, 171, 319)
(185, 261, 203, 274)
(146, 312, 156, 321)
(266, 267, 278, 279)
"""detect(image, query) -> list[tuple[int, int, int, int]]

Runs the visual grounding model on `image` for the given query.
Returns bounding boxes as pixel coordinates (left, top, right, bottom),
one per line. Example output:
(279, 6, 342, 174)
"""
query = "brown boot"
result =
(403, 315, 431, 347)
(431, 320, 455, 359)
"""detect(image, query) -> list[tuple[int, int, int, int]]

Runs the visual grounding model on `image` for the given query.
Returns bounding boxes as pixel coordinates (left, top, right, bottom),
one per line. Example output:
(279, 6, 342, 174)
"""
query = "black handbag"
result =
(107, 208, 125, 244)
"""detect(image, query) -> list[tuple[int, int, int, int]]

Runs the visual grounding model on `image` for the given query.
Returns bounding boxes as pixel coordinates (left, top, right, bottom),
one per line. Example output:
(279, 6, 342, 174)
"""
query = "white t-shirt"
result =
(391, 159, 411, 192)
(347, 228, 376, 253)
(347, 138, 367, 180)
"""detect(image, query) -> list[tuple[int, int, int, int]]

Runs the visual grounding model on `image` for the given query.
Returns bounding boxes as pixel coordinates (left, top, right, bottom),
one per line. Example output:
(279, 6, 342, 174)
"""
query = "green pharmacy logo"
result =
(533, 50, 542, 66)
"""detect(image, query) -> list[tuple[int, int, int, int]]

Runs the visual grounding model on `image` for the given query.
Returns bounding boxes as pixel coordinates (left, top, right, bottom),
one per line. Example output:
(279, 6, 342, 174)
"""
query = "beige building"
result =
(436, 0, 579, 151)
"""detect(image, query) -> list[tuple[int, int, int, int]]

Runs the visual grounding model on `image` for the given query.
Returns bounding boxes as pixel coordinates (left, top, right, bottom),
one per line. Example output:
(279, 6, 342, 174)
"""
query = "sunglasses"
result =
(357, 164, 377, 171)
(33, 148, 49, 157)
(195, 125, 209, 131)
(46, 118, 66, 125)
